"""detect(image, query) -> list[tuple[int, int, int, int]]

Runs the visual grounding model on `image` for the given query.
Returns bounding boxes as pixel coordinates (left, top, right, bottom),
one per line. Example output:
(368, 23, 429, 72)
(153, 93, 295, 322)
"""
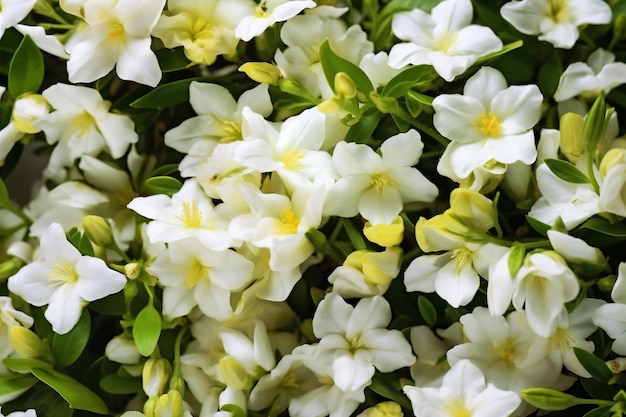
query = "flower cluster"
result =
(1, 0, 626, 417)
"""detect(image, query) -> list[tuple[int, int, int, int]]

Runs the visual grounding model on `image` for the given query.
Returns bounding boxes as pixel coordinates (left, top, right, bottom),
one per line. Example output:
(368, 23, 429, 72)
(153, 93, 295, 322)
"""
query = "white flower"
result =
(593, 263, 626, 355)
(0, 93, 48, 166)
(235, 0, 316, 42)
(324, 130, 438, 225)
(433, 67, 542, 180)
(403, 359, 521, 417)
(500, 0, 612, 49)
(0, 296, 33, 358)
(388, 0, 502, 82)
(8, 223, 126, 334)
(0, 409, 37, 417)
(65, 0, 165, 86)
(487, 250, 580, 337)
(0, 0, 36, 39)
(153, 0, 255, 65)
(127, 179, 237, 251)
(409, 324, 463, 388)
(147, 239, 254, 320)
(528, 163, 600, 229)
(555, 48, 626, 101)
(38, 83, 138, 172)
(447, 308, 561, 393)
(312, 293, 415, 392)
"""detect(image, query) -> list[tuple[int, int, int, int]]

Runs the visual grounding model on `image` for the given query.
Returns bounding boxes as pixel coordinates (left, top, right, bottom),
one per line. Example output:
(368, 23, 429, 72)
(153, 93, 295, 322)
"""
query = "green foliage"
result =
(319, 39, 374, 95)
(8, 35, 44, 97)
(133, 302, 162, 357)
(52, 310, 91, 368)
(145, 176, 183, 197)
(544, 158, 590, 184)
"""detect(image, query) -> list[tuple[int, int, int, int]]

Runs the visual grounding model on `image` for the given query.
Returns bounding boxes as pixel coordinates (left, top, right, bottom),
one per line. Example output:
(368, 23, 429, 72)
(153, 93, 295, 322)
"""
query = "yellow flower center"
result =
(371, 174, 393, 193)
(48, 262, 79, 284)
(191, 18, 214, 42)
(254, 3, 271, 18)
(185, 259, 208, 288)
(69, 111, 95, 138)
(441, 397, 472, 417)
(548, 0, 572, 23)
(282, 371, 300, 389)
(219, 119, 243, 143)
(280, 147, 305, 170)
(108, 22, 126, 44)
(433, 31, 459, 54)
(475, 112, 502, 138)
(181, 201, 203, 228)
(494, 338, 516, 363)
(548, 327, 575, 353)
(276, 208, 300, 234)
(452, 247, 474, 274)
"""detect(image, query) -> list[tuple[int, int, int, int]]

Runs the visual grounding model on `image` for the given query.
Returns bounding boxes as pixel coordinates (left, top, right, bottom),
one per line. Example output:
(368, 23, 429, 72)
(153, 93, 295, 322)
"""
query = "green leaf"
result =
(0, 177, 9, 206)
(417, 296, 437, 327)
(156, 47, 192, 72)
(382, 65, 436, 98)
(130, 78, 205, 109)
(346, 110, 380, 144)
(544, 158, 590, 184)
(3, 357, 54, 372)
(369, 374, 412, 410)
(341, 219, 367, 251)
(507, 243, 525, 277)
(583, 406, 612, 417)
(30, 367, 107, 414)
(144, 176, 182, 197)
(0, 373, 38, 397)
(151, 163, 181, 177)
(579, 218, 626, 237)
(526, 215, 550, 236)
(474, 41, 524, 67)
(537, 54, 563, 97)
(318, 39, 374, 95)
(78, 232, 94, 257)
(133, 302, 162, 357)
(99, 373, 142, 394)
(52, 309, 91, 368)
(573, 347, 613, 383)
(222, 404, 247, 417)
(8, 35, 44, 97)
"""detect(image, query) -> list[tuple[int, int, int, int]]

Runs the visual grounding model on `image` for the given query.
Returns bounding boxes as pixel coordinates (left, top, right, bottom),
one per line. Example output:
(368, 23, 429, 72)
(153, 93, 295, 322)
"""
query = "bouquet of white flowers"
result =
(1, 0, 626, 416)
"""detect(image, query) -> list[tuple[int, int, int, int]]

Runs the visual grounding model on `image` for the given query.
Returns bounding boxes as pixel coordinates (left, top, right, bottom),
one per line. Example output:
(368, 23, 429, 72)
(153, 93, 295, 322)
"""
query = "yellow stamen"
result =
(280, 147, 305, 170)
(276, 208, 300, 234)
(185, 259, 208, 288)
(191, 18, 213, 42)
(48, 262, 79, 284)
(219, 120, 243, 143)
(475, 111, 502, 138)
(69, 111, 95, 138)
(494, 338, 516, 363)
(371, 174, 393, 193)
(181, 201, 203, 228)
(548, 0, 572, 23)
(548, 327, 575, 353)
(451, 247, 474, 275)
(108, 22, 126, 44)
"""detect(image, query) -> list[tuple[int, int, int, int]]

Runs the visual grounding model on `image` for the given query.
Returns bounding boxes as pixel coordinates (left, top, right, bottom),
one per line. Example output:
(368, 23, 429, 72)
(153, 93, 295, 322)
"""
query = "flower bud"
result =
(415, 213, 471, 252)
(11, 94, 49, 134)
(598, 274, 617, 292)
(600, 148, 626, 179)
(367, 402, 403, 417)
(449, 188, 495, 230)
(0, 258, 24, 280)
(363, 216, 404, 247)
(559, 113, 585, 163)
(239, 62, 281, 84)
(607, 357, 626, 373)
(143, 358, 172, 396)
(369, 92, 401, 114)
(10, 326, 45, 359)
(521, 387, 580, 411)
(82, 215, 114, 247)
(154, 390, 185, 417)
(105, 335, 141, 365)
(218, 356, 251, 390)
(351, 248, 402, 286)
(334, 72, 357, 99)
(583, 94, 607, 155)
(125, 262, 143, 280)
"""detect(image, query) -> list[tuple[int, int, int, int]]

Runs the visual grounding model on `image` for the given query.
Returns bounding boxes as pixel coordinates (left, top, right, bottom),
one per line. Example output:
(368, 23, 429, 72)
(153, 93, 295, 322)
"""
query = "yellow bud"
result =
(143, 395, 159, 417)
(218, 356, 251, 390)
(154, 390, 185, 417)
(361, 248, 402, 286)
(415, 212, 470, 252)
(334, 72, 357, 98)
(449, 188, 495, 231)
(559, 113, 585, 163)
(125, 262, 142, 280)
(10, 326, 44, 359)
(238, 62, 281, 84)
(143, 358, 172, 396)
(599, 148, 626, 178)
(368, 402, 403, 417)
(82, 215, 114, 247)
(363, 216, 404, 247)
(11, 94, 49, 134)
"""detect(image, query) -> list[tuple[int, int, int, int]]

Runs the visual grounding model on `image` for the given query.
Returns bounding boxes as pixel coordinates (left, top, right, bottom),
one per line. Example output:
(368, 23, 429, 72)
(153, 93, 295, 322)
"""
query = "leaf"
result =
(368, 374, 412, 410)
(382, 65, 436, 98)
(133, 302, 162, 357)
(507, 243, 525, 277)
(130, 77, 205, 109)
(346, 110, 380, 144)
(579, 218, 626, 237)
(99, 373, 142, 394)
(319, 39, 374, 95)
(581, 376, 614, 400)
(526, 215, 550, 236)
(0, 373, 38, 397)
(151, 163, 181, 177)
(156, 47, 192, 72)
(538, 54, 563, 97)
(52, 309, 91, 368)
(0, 177, 9, 206)
(544, 158, 590, 184)
(3, 357, 54, 372)
(341, 219, 367, 251)
(573, 347, 613, 383)
(9, 35, 44, 97)
(221, 404, 247, 417)
(474, 40, 524, 67)
(144, 176, 182, 197)
(417, 296, 437, 327)
(30, 367, 107, 414)
(78, 232, 94, 257)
